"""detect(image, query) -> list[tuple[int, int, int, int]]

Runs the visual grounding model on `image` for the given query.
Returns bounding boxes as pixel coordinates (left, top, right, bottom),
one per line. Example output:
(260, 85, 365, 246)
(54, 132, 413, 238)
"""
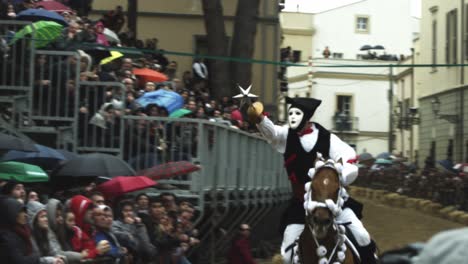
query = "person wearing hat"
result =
(1, 180, 26, 204)
(250, 97, 376, 264)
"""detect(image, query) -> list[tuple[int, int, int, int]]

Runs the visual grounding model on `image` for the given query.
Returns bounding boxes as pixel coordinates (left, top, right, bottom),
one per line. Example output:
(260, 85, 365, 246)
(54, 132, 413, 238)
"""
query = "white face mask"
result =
(288, 107, 304, 129)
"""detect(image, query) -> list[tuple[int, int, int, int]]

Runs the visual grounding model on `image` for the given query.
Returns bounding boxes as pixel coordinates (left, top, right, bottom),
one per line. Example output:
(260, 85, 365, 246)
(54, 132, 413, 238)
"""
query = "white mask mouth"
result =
(288, 107, 304, 130)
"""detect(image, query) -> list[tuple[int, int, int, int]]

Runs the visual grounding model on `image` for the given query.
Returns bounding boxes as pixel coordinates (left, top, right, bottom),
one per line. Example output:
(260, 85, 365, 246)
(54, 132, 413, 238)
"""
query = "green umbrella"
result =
(10, 21, 63, 48)
(0, 161, 49, 182)
(169, 108, 192, 118)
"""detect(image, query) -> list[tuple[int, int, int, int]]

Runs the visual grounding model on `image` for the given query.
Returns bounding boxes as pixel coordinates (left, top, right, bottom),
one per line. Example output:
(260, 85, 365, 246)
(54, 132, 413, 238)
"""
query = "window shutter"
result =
(446, 12, 450, 64)
(432, 20, 437, 66)
(453, 9, 458, 64)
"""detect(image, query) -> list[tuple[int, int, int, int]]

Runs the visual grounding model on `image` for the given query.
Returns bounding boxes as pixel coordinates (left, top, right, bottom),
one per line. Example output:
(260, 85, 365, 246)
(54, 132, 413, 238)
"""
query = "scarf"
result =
(14, 224, 32, 255)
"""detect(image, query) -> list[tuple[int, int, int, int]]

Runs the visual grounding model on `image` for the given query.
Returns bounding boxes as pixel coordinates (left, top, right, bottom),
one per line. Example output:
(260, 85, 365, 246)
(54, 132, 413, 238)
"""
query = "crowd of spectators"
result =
(0, 0, 257, 134)
(355, 161, 468, 211)
(0, 180, 200, 264)
(0, 2, 262, 263)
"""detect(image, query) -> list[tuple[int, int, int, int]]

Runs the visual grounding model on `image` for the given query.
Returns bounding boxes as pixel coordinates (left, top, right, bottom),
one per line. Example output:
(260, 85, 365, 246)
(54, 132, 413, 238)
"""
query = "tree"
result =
(201, 0, 231, 100)
(201, 0, 260, 99)
(230, 0, 260, 90)
(127, 0, 138, 40)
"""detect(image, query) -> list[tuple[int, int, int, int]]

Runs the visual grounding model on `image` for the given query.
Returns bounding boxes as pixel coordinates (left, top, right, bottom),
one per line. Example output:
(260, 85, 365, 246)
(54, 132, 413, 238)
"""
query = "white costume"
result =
(257, 116, 371, 264)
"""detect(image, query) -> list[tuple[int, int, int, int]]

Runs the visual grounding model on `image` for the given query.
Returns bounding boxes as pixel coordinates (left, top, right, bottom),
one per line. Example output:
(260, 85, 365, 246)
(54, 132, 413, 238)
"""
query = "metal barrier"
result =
(0, 20, 292, 262)
(0, 20, 35, 91)
(74, 81, 126, 154)
(29, 50, 80, 123)
(0, 20, 36, 128)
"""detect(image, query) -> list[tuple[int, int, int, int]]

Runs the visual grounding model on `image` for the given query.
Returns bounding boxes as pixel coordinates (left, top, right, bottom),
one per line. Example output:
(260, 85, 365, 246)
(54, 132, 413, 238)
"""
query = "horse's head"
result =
(304, 156, 344, 239)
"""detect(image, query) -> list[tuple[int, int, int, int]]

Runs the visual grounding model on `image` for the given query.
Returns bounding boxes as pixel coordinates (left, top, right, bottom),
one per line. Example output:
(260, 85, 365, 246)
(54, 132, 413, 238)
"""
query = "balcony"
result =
(331, 114, 359, 133)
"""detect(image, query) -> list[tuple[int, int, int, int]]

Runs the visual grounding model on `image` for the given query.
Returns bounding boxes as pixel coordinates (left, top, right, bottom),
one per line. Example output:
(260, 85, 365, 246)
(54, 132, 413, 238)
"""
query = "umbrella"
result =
(103, 28, 120, 44)
(16, 8, 68, 26)
(376, 152, 391, 160)
(56, 149, 78, 160)
(0, 161, 49, 182)
(360, 45, 373, 51)
(136, 89, 184, 114)
(375, 158, 392, 165)
(133, 68, 168, 83)
(373, 45, 385, 50)
(358, 152, 374, 162)
(128, 152, 162, 171)
(438, 159, 457, 173)
(35, 1, 72, 14)
(100, 51, 123, 65)
(97, 176, 157, 199)
(10, 21, 63, 48)
(1, 144, 68, 170)
(169, 108, 192, 118)
(0, 133, 38, 152)
(138, 160, 200, 180)
(73, 45, 112, 64)
(53, 153, 135, 178)
(453, 163, 468, 173)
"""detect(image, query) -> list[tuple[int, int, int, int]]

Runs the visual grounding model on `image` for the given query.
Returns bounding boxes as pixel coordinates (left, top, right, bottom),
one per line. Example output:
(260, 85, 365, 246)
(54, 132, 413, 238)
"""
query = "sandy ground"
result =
(258, 197, 464, 263)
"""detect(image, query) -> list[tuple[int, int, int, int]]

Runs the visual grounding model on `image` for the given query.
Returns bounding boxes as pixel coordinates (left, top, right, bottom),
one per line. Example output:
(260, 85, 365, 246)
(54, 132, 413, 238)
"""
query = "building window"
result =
(332, 53, 343, 59)
(337, 95, 352, 116)
(356, 16, 369, 33)
(445, 9, 457, 64)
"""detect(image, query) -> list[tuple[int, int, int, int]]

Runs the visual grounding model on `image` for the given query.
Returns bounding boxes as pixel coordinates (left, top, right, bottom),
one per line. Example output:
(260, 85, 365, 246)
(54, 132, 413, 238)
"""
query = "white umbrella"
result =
(103, 28, 120, 44)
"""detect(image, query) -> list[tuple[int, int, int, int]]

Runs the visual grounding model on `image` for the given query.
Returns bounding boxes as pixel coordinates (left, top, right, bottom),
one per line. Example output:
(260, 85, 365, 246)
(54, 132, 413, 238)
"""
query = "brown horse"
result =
(297, 159, 355, 264)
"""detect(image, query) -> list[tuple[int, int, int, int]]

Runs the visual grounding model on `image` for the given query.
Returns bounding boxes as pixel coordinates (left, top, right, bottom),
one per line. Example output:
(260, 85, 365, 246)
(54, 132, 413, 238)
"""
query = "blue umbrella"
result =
(1, 144, 67, 170)
(136, 89, 184, 114)
(17, 8, 68, 26)
(375, 158, 392, 165)
(437, 159, 457, 174)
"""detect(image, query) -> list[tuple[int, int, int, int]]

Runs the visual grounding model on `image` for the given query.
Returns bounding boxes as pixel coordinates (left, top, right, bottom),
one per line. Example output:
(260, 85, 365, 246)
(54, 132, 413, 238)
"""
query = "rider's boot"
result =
(358, 240, 378, 264)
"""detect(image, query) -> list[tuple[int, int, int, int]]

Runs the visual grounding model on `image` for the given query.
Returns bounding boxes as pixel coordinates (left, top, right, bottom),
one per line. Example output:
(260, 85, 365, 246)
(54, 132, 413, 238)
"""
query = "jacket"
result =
(0, 196, 40, 264)
(46, 199, 83, 263)
(228, 236, 256, 264)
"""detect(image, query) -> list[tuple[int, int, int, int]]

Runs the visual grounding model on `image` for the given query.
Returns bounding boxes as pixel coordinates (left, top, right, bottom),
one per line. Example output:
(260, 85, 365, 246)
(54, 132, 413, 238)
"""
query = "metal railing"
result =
(0, 20, 291, 262)
(332, 114, 359, 132)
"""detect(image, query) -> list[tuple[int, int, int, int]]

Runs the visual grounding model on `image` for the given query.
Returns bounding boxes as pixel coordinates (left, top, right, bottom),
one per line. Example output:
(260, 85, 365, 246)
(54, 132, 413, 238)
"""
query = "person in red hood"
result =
(227, 224, 256, 264)
(68, 195, 110, 259)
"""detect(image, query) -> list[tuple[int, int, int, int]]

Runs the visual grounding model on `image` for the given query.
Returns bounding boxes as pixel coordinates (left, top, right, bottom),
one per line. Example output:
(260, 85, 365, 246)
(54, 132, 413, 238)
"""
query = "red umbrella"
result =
(133, 68, 168, 85)
(97, 176, 157, 199)
(35, 1, 72, 13)
(138, 161, 201, 180)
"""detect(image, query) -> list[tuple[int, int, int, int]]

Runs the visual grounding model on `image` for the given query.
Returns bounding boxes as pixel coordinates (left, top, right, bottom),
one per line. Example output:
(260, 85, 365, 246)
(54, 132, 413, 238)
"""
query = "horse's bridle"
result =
(299, 162, 348, 264)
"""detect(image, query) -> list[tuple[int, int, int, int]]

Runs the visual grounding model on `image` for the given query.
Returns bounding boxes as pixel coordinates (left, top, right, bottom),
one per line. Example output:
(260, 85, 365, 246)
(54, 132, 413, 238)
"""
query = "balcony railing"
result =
(332, 114, 359, 132)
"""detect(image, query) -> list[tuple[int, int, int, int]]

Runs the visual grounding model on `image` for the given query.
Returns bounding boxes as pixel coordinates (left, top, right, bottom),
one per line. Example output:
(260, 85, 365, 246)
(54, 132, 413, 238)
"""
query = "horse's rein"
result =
(301, 158, 348, 264)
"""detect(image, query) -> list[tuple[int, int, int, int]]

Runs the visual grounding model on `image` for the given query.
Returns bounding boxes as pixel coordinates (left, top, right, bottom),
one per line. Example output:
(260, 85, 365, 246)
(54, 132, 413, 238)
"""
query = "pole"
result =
(389, 66, 394, 152)
(308, 56, 313, 96)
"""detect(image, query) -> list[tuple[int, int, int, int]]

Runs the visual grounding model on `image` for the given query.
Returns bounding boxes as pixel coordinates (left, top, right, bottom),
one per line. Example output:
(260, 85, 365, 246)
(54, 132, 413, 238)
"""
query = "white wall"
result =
(312, 0, 414, 59)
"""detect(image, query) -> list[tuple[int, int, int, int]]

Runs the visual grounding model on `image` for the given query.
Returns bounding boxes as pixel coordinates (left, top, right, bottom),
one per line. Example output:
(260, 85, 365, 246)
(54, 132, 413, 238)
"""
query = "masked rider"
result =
(249, 97, 376, 264)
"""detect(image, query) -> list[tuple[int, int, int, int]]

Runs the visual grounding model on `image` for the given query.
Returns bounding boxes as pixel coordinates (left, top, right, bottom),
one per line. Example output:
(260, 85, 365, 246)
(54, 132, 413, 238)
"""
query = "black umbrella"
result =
(373, 45, 385, 50)
(69, 44, 111, 64)
(53, 153, 135, 178)
(360, 45, 372, 51)
(0, 133, 38, 152)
